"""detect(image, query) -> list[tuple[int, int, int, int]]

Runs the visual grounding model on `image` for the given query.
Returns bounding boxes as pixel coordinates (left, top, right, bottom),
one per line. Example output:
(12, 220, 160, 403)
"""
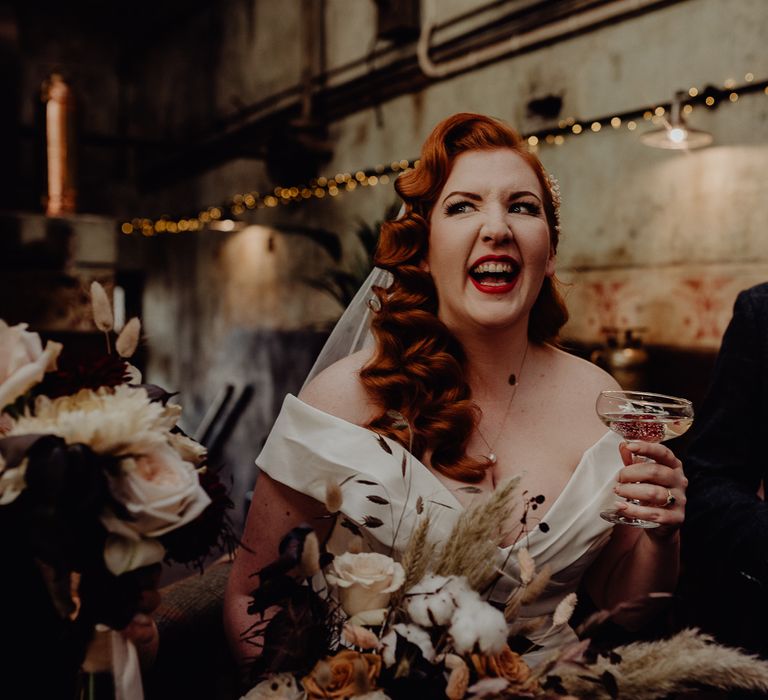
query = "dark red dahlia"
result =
(38, 350, 131, 399)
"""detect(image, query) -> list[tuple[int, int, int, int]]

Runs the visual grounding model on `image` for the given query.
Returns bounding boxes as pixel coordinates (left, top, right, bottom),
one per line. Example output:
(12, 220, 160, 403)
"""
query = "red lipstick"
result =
(468, 255, 520, 295)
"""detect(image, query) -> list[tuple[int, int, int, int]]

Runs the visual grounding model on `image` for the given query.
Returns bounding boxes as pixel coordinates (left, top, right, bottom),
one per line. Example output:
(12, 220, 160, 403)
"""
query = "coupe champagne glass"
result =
(597, 390, 694, 528)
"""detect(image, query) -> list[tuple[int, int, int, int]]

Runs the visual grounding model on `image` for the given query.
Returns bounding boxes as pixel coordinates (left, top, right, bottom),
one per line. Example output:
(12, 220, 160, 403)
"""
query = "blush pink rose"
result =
(0, 320, 62, 411)
(101, 442, 211, 574)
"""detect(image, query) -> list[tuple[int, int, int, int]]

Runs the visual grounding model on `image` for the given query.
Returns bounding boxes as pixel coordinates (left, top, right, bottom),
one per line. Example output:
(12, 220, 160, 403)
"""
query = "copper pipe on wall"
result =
(42, 73, 76, 216)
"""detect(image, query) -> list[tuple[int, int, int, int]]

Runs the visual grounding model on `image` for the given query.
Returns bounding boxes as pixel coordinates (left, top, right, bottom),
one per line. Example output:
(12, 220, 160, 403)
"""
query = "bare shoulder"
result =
(298, 347, 378, 425)
(539, 344, 620, 442)
(545, 344, 621, 394)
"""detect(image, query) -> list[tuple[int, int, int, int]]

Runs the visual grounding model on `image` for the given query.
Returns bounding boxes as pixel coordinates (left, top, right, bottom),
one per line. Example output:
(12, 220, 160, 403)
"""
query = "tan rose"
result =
(469, 646, 533, 686)
(101, 442, 210, 574)
(302, 650, 381, 699)
(0, 320, 61, 410)
(326, 552, 404, 617)
(445, 654, 469, 700)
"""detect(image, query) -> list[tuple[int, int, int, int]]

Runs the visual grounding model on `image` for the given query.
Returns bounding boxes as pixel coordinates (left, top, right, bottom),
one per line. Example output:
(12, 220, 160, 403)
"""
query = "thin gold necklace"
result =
(475, 342, 530, 465)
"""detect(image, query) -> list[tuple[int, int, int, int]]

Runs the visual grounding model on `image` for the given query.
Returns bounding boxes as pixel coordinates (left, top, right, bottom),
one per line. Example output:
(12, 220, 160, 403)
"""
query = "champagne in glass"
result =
(597, 390, 693, 528)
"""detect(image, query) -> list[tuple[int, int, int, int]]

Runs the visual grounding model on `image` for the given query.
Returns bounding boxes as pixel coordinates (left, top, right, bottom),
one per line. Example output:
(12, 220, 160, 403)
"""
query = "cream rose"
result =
(168, 432, 207, 466)
(326, 552, 405, 618)
(0, 320, 62, 411)
(101, 442, 211, 574)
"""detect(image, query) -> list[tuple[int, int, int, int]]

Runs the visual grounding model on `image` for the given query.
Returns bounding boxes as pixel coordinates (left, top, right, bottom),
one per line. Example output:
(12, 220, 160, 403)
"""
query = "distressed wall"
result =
(131, 0, 768, 353)
(116, 0, 768, 524)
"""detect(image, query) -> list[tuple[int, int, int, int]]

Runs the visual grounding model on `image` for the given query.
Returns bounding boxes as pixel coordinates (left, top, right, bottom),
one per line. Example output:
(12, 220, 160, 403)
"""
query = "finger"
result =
(618, 441, 634, 467)
(615, 482, 685, 507)
(614, 499, 684, 526)
(123, 613, 157, 646)
(617, 462, 677, 486)
(624, 441, 682, 469)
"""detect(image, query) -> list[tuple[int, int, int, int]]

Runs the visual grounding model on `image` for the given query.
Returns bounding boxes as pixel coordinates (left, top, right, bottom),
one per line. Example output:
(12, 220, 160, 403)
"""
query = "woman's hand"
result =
(614, 440, 688, 539)
(121, 564, 162, 669)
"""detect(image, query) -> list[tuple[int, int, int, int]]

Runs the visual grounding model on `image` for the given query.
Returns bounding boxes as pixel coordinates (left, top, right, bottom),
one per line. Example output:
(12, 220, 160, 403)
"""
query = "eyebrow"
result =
(441, 189, 542, 205)
(441, 191, 481, 205)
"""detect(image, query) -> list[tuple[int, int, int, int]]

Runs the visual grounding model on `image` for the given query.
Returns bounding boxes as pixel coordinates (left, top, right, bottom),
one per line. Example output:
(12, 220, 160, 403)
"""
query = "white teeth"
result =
(471, 261, 515, 274)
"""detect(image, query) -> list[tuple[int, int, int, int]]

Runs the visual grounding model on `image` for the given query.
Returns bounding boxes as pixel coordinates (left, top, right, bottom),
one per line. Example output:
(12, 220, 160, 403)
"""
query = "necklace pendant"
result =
(488, 452, 497, 464)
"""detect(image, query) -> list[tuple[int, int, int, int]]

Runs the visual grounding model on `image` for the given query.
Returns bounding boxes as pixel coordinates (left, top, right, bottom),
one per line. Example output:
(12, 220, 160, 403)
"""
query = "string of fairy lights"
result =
(121, 73, 768, 237)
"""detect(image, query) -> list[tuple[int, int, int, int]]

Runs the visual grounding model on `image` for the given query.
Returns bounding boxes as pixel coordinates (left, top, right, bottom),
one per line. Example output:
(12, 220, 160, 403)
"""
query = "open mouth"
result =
(468, 258, 520, 293)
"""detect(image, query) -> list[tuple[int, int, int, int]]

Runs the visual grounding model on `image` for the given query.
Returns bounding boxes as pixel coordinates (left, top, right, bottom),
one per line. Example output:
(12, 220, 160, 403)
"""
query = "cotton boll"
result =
(380, 629, 397, 668)
(405, 574, 475, 627)
(407, 574, 452, 595)
(449, 599, 508, 655)
(391, 623, 436, 663)
(451, 586, 482, 609)
(240, 673, 303, 700)
(444, 576, 474, 595)
(407, 591, 454, 627)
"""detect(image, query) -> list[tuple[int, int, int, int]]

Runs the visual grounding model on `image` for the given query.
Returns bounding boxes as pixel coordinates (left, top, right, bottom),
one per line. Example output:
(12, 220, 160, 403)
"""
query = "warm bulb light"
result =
(641, 90, 713, 150)
(641, 123, 712, 150)
(668, 127, 687, 143)
(124, 67, 767, 235)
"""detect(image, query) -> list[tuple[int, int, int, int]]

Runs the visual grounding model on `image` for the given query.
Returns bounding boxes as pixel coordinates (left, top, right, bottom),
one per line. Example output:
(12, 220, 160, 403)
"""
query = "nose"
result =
(479, 206, 513, 244)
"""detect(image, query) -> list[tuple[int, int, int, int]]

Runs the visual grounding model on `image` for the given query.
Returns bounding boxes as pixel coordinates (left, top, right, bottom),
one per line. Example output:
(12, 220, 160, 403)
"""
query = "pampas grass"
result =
(398, 513, 435, 594)
(115, 317, 141, 358)
(552, 592, 577, 628)
(324, 480, 343, 514)
(90, 281, 113, 332)
(433, 477, 520, 591)
(521, 564, 552, 605)
(559, 628, 768, 699)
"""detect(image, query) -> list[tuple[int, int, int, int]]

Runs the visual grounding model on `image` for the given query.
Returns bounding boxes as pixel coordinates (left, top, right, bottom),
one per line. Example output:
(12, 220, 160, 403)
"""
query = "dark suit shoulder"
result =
(737, 282, 768, 309)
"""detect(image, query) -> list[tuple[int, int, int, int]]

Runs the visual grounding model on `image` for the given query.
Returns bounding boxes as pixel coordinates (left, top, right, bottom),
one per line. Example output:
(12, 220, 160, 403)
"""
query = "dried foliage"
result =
(89, 281, 113, 333)
(504, 556, 552, 622)
(397, 513, 436, 597)
(115, 318, 141, 358)
(432, 477, 520, 591)
(558, 628, 768, 699)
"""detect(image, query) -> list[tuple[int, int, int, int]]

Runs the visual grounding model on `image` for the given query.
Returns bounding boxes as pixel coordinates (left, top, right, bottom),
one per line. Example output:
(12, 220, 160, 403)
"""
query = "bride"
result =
(224, 112, 687, 668)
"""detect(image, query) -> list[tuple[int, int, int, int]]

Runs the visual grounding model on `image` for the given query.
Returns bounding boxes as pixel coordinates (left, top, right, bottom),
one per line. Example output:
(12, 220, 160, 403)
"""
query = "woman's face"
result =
(425, 148, 555, 335)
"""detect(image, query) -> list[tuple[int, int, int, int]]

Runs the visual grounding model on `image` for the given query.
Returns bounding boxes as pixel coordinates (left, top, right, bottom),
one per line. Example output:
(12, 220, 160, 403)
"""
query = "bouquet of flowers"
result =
(241, 418, 768, 700)
(0, 283, 232, 698)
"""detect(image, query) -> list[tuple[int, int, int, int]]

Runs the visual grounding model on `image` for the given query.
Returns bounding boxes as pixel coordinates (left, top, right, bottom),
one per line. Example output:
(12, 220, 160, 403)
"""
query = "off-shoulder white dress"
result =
(256, 394, 623, 664)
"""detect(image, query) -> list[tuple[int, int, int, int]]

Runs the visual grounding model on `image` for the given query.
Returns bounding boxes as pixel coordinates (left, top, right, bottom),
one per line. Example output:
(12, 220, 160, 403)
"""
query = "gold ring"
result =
(663, 488, 676, 508)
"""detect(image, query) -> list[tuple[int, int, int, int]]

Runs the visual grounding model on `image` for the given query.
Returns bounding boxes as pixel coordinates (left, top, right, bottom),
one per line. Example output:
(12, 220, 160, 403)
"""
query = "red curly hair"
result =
(360, 113, 568, 482)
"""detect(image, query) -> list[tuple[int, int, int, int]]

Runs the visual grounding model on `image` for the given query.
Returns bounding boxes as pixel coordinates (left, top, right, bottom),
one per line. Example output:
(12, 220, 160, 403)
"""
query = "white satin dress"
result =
(256, 394, 623, 664)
